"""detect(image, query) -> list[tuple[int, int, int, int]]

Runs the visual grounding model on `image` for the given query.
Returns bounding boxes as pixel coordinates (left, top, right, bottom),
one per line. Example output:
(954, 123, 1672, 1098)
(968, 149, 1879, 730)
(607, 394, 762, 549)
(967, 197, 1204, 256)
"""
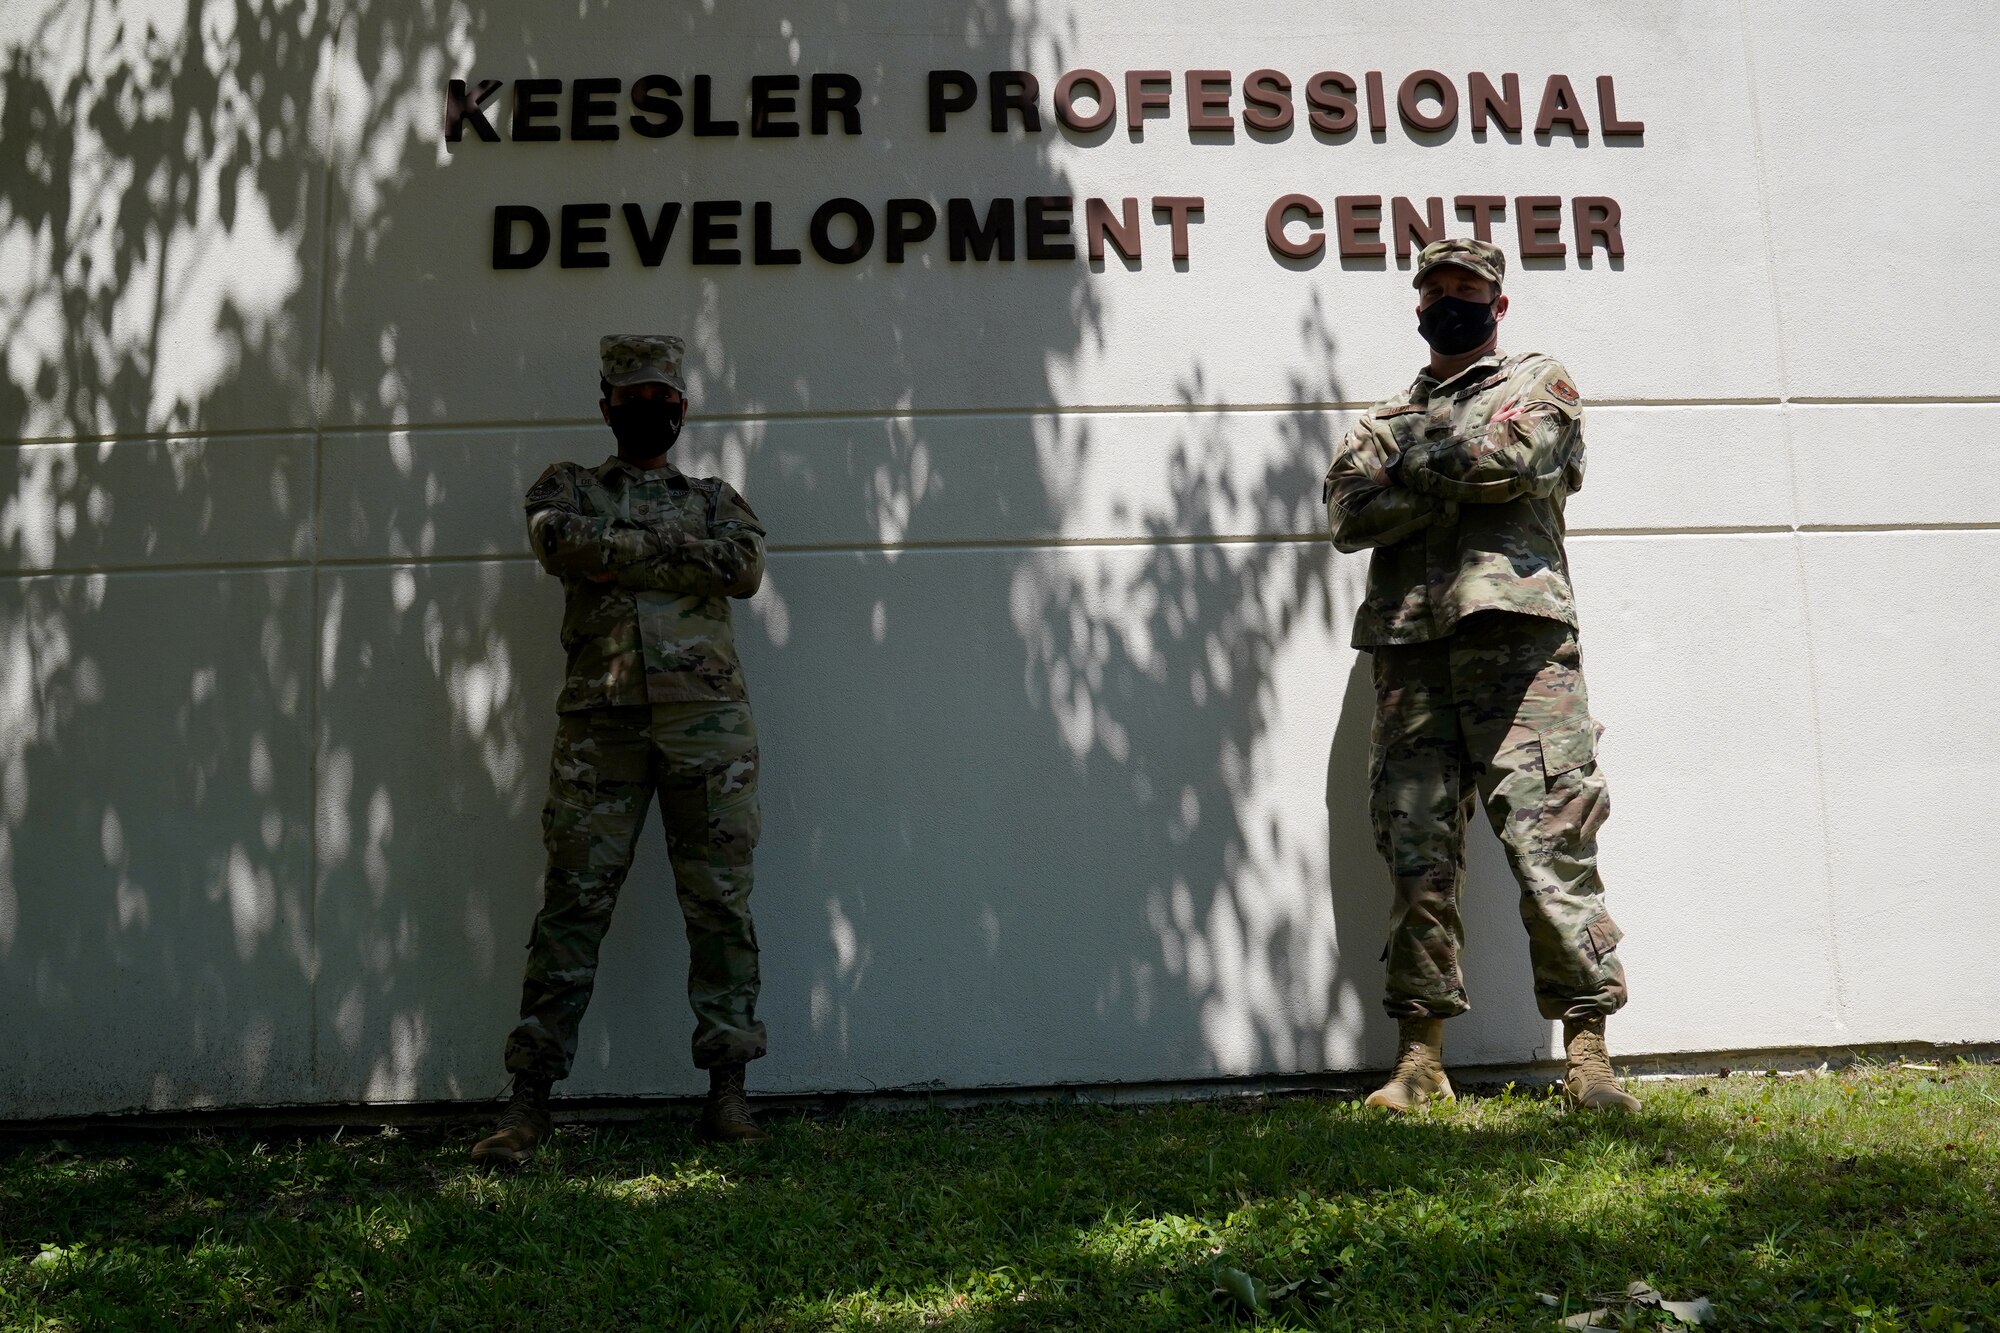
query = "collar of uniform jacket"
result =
(1410, 352, 1508, 403)
(600, 455, 694, 488)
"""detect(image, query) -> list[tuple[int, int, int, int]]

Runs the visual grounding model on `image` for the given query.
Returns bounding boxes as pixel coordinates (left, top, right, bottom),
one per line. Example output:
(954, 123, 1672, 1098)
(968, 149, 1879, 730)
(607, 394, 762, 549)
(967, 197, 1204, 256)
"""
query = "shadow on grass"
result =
(3, 1072, 1998, 1330)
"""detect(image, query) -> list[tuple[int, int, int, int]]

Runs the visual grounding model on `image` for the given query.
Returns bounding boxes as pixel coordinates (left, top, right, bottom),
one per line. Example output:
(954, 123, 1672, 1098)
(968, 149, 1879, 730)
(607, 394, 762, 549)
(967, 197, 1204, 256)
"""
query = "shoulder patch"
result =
(524, 467, 567, 506)
(1547, 378, 1580, 406)
(703, 478, 761, 524)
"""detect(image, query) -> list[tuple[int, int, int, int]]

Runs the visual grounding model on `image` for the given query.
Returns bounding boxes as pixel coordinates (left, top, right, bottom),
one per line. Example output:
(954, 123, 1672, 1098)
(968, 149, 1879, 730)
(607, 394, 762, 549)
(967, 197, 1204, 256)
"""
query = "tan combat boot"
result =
(1563, 1015, 1641, 1112)
(698, 1062, 771, 1143)
(471, 1074, 554, 1167)
(1365, 1018, 1454, 1112)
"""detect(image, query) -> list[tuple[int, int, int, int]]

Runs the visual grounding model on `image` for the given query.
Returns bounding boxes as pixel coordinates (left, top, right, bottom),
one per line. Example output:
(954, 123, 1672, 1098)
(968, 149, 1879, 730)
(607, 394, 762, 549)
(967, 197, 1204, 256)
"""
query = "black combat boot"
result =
(471, 1073, 554, 1167)
(698, 1062, 771, 1143)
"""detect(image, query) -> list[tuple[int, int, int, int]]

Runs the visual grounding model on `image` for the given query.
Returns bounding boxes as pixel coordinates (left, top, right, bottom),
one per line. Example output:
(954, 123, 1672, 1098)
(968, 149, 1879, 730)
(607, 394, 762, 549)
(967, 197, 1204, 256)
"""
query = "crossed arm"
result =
(1393, 395, 1582, 506)
(1323, 416, 1458, 554)
(610, 499, 764, 599)
(1324, 369, 1583, 551)
(526, 506, 667, 579)
(525, 470, 765, 599)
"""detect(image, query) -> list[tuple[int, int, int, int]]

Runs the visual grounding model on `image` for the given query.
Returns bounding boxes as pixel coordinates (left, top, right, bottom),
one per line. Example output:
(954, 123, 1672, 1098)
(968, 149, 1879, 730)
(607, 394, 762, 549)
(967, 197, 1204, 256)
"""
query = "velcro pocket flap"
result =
(1585, 912, 1623, 963)
(1538, 717, 1597, 778)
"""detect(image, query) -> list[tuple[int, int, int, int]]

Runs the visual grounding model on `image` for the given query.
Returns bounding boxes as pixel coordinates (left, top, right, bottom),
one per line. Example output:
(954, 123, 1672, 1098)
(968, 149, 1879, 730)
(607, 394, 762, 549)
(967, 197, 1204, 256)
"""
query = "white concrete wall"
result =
(2, 0, 1995, 1118)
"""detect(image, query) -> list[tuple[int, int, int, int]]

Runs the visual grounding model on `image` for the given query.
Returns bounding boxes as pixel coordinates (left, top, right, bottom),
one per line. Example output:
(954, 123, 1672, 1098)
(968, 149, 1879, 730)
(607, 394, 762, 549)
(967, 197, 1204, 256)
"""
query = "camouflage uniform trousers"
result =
(1368, 611, 1627, 1023)
(504, 701, 767, 1078)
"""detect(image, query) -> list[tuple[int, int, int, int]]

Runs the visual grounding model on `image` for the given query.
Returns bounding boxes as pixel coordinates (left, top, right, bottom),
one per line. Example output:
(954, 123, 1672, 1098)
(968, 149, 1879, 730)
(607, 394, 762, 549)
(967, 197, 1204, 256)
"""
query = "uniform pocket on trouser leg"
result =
(1584, 910, 1624, 965)
(508, 868, 622, 1079)
(659, 740, 765, 1067)
(1493, 718, 1625, 1018)
(1370, 745, 1472, 1020)
(542, 711, 652, 871)
(703, 745, 761, 866)
(541, 770, 595, 870)
(1536, 717, 1598, 784)
(1365, 741, 1395, 862)
(669, 845, 766, 1066)
(1382, 863, 1472, 1021)
(514, 713, 652, 1075)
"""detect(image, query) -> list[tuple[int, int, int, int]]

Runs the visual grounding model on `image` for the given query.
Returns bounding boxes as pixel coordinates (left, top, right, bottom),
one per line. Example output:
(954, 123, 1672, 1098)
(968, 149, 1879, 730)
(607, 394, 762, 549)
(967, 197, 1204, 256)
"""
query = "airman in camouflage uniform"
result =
(1323, 238, 1639, 1114)
(475, 334, 773, 1166)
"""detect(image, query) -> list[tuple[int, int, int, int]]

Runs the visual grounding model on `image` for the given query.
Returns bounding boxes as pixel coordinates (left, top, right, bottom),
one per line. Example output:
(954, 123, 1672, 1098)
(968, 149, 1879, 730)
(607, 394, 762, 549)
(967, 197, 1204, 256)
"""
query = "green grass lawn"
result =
(3, 1062, 1996, 1331)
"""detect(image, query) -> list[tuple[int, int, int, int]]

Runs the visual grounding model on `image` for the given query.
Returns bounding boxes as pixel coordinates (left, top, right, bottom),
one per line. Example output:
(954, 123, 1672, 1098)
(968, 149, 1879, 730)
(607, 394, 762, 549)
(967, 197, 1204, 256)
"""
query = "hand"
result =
(1386, 444, 1426, 486)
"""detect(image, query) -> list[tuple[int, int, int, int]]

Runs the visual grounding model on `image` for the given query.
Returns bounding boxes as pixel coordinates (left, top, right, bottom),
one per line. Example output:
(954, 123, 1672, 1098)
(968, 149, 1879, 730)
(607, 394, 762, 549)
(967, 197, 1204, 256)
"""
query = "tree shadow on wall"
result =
(0, 0, 773, 1113)
(0, 0, 1548, 1118)
(739, 279, 1546, 1094)
(0, 0, 442, 1116)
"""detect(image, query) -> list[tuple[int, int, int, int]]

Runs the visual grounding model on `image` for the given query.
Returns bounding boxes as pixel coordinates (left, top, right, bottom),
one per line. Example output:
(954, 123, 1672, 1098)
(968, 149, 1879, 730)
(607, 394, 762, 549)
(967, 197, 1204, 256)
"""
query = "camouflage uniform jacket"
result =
(1322, 350, 1586, 648)
(525, 455, 765, 710)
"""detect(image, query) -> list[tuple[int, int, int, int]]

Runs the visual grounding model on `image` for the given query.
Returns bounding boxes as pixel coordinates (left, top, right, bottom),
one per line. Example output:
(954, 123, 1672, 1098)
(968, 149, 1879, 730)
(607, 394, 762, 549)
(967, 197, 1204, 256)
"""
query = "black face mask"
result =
(606, 397, 685, 460)
(1417, 296, 1498, 356)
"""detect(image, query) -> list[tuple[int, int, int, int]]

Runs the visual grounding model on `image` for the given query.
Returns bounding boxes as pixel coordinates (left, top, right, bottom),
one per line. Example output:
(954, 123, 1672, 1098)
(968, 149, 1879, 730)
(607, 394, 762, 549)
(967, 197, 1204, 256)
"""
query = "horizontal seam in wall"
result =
(0, 555, 530, 580)
(1793, 521, 2000, 534)
(1569, 524, 2000, 540)
(1786, 396, 2000, 406)
(6, 523, 1998, 578)
(773, 533, 1337, 556)
(14, 396, 2000, 447)
(1569, 525, 1794, 537)
(1, 428, 320, 448)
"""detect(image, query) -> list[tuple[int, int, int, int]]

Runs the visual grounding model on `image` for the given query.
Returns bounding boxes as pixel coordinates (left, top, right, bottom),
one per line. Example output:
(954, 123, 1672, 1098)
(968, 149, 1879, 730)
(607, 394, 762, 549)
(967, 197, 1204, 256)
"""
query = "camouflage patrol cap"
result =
(599, 334, 687, 393)
(1412, 237, 1506, 292)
